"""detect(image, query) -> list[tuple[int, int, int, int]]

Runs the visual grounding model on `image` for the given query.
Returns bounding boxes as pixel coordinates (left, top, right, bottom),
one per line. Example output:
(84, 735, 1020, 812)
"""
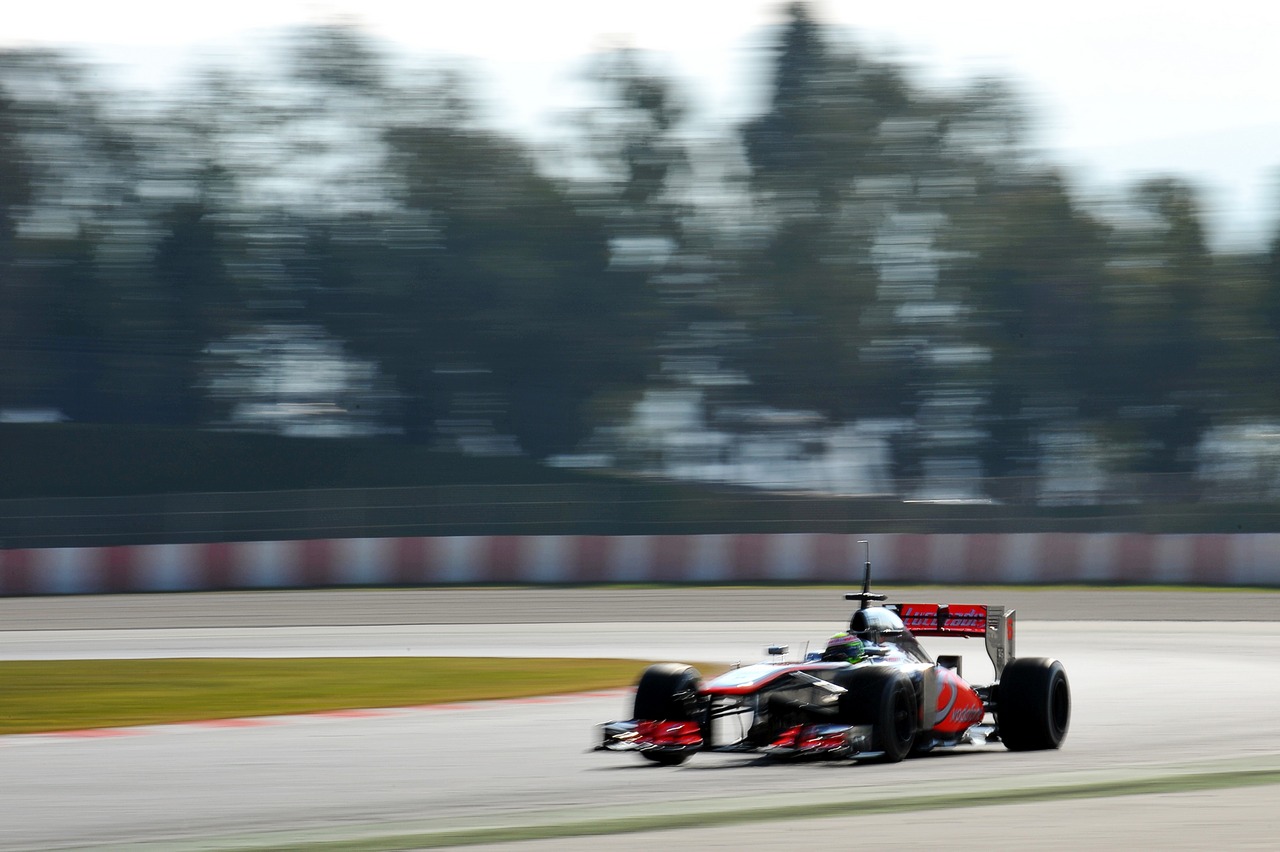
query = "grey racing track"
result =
(2, 587, 1279, 851)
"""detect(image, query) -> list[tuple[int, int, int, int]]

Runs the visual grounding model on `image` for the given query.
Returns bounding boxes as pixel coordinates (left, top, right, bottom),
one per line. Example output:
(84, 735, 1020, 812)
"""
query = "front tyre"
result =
(838, 667, 918, 762)
(633, 663, 702, 720)
(633, 663, 702, 766)
(997, 657, 1070, 751)
(641, 750, 689, 767)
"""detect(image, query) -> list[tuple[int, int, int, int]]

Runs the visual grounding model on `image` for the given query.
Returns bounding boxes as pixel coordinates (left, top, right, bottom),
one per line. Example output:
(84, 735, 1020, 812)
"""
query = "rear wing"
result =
(891, 602, 1015, 679)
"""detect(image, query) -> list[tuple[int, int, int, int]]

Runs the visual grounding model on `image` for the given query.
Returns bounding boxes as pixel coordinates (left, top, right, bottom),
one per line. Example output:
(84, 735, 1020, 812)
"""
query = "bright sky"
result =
(7, 0, 1279, 249)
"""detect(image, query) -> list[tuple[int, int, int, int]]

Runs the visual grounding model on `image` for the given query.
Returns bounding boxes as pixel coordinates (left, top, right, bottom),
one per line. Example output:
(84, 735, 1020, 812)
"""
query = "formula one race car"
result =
(597, 549, 1070, 765)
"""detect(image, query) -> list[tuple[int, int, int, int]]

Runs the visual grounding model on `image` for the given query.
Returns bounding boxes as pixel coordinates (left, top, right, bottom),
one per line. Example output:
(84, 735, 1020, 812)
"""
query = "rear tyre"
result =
(633, 663, 702, 766)
(837, 667, 918, 762)
(997, 657, 1070, 751)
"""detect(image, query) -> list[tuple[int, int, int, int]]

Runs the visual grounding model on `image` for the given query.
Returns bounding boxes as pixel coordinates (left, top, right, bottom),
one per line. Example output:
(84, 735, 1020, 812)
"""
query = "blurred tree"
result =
(1200, 249, 1275, 425)
(575, 47, 691, 241)
(0, 79, 37, 409)
(180, 24, 422, 436)
(1097, 177, 1214, 474)
(287, 19, 385, 91)
(0, 49, 148, 420)
(733, 4, 1024, 451)
(373, 120, 658, 455)
(0, 85, 32, 246)
(2, 12, 1271, 501)
(147, 197, 240, 425)
(1259, 219, 1280, 376)
(32, 233, 115, 421)
(735, 3, 900, 420)
(568, 48, 735, 428)
(941, 171, 1111, 478)
(742, 1, 839, 207)
(230, 25, 661, 455)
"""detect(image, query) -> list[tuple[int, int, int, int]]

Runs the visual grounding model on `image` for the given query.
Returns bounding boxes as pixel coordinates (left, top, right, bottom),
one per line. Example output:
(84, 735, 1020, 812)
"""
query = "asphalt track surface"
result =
(3, 588, 1280, 851)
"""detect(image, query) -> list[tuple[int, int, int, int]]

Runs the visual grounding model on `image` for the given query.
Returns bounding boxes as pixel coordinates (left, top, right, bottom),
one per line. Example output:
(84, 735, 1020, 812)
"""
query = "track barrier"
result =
(1, 532, 1276, 595)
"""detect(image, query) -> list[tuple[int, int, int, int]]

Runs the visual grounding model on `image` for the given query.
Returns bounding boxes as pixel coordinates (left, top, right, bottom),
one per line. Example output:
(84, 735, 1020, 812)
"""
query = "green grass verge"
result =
(0, 657, 671, 735)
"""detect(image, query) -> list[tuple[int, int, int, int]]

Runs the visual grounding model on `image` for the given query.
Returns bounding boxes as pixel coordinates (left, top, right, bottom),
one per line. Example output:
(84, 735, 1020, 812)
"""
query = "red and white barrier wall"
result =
(1, 533, 1277, 595)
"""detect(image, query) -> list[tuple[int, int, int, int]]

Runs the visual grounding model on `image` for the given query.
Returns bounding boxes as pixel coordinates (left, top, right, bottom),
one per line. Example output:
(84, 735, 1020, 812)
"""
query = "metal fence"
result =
(5, 474, 1280, 550)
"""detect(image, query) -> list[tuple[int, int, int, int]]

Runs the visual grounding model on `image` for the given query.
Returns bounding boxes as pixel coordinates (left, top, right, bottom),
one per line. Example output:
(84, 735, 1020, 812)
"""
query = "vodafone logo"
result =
(949, 705, 984, 726)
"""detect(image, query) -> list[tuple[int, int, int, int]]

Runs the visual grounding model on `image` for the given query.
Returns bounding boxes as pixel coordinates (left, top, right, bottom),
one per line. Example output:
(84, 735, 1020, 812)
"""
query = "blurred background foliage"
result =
(5, 3, 1280, 509)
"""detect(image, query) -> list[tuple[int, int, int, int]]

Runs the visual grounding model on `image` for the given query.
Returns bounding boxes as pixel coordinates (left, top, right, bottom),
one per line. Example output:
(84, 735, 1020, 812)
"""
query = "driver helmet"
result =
(822, 632, 866, 663)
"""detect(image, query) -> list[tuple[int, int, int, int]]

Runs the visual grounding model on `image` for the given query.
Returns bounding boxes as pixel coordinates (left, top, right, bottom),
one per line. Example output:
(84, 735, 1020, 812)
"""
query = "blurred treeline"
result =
(4, 4, 1280, 500)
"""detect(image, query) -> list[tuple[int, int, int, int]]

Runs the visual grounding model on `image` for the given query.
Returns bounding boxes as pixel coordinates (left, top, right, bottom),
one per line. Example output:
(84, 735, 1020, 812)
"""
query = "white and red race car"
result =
(597, 555, 1070, 765)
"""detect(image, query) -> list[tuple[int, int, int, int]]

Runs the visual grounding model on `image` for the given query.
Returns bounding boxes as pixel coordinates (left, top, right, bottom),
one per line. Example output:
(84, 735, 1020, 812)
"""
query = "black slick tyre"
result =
(633, 663, 702, 720)
(997, 657, 1070, 751)
(633, 663, 702, 766)
(837, 667, 918, 762)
